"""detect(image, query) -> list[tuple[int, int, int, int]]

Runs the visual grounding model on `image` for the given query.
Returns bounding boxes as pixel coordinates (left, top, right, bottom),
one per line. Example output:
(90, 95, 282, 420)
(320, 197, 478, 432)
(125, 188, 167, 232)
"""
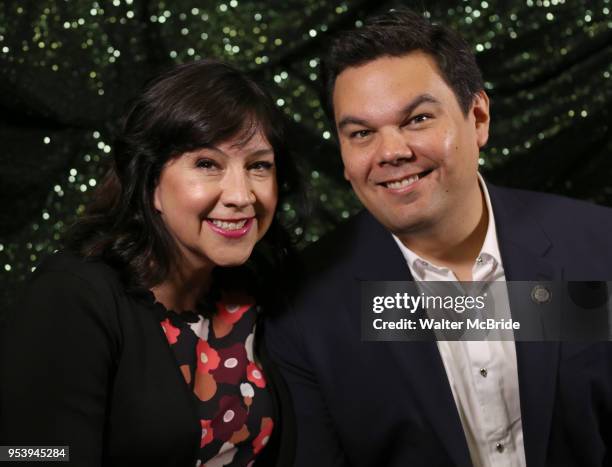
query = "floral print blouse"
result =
(158, 290, 274, 466)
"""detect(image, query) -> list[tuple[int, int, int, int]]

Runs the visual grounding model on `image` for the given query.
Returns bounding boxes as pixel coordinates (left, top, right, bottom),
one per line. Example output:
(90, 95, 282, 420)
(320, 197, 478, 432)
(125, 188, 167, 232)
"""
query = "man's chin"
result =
(381, 215, 434, 239)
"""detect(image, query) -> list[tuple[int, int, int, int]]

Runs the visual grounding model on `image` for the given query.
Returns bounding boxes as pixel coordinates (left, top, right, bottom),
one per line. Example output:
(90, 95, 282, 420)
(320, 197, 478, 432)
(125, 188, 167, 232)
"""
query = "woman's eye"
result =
(249, 161, 274, 171)
(195, 158, 218, 170)
(350, 130, 372, 139)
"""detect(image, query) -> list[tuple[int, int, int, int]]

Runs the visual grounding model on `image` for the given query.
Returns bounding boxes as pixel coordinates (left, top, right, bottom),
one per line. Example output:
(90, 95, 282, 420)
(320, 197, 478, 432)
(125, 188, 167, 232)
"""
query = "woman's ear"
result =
(153, 183, 162, 213)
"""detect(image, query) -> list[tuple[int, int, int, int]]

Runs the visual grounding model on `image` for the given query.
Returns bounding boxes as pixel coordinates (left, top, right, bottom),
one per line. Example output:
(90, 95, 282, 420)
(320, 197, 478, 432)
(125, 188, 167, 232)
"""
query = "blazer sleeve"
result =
(264, 305, 349, 467)
(0, 265, 120, 467)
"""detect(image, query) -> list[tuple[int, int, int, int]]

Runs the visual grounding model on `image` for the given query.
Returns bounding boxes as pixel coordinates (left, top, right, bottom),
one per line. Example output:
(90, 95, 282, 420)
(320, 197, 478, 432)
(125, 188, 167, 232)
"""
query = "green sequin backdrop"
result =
(1, 0, 611, 315)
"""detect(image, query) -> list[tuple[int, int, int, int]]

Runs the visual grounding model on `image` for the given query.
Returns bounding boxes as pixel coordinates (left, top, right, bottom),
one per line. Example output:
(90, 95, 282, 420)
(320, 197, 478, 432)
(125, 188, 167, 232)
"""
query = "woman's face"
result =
(154, 129, 278, 271)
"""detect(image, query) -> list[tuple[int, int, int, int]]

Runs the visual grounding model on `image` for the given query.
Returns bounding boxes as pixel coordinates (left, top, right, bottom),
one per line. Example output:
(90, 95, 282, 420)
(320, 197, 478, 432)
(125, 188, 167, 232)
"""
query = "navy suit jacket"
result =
(266, 184, 612, 467)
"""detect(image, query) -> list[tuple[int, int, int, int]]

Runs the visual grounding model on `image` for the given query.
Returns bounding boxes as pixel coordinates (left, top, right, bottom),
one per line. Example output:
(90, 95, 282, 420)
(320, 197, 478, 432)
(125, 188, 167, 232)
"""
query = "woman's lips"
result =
(206, 218, 254, 238)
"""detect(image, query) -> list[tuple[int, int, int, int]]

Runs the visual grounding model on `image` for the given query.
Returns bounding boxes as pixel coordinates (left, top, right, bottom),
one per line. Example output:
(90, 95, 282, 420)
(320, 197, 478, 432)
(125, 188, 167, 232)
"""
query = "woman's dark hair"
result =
(67, 59, 302, 294)
(322, 8, 485, 118)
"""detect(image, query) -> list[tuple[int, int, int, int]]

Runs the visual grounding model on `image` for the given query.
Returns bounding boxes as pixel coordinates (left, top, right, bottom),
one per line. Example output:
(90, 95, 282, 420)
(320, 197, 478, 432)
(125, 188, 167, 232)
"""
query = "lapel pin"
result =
(531, 284, 551, 304)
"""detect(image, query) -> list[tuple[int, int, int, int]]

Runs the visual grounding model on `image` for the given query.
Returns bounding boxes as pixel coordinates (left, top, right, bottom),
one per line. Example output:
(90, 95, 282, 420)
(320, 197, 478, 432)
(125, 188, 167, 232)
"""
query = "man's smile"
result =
(376, 169, 434, 190)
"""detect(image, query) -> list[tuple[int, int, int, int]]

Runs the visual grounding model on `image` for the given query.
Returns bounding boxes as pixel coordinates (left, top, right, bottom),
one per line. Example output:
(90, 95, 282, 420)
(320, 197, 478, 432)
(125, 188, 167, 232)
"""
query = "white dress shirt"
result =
(392, 175, 527, 467)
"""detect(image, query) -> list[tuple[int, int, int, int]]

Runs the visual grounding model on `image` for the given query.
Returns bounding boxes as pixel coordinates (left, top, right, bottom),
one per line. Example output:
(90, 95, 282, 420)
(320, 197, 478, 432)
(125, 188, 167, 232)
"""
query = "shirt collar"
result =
(391, 174, 503, 276)
(478, 173, 503, 268)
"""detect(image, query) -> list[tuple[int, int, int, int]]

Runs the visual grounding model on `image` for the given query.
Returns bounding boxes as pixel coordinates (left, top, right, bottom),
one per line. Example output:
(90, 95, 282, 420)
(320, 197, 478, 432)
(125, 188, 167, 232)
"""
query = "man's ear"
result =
(471, 90, 490, 148)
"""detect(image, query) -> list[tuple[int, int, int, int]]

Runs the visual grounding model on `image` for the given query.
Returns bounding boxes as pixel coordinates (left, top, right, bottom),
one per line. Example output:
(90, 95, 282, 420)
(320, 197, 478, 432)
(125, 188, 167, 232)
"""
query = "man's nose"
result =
(377, 128, 413, 166)
(221, 169, 256, 208)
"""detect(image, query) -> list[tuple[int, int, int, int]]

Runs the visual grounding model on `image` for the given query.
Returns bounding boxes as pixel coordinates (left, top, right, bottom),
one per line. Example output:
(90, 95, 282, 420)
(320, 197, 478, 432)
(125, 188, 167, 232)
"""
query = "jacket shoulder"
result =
(18, 251, 130, 323)
(490, 185, 612, 275)
(499, 186, 612, 213)
(33, 250, 123, 296)
(493, 186, 612, 232)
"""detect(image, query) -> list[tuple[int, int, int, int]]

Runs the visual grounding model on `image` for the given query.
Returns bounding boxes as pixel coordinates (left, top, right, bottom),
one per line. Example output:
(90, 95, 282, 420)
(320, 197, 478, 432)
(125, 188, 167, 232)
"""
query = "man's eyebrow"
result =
(400, 94, 440, 116)
(337, 116, 370, 131)
(336, 93, 440, 131)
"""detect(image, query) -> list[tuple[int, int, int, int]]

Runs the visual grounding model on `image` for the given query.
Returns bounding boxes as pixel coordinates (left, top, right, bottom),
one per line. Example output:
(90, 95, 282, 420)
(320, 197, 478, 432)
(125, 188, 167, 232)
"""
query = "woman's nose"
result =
(221, 170, 256, 208)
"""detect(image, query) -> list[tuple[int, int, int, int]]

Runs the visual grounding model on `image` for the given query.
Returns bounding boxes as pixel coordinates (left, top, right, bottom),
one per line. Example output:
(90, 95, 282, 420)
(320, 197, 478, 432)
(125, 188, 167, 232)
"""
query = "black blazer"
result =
(265, 184, 612, 467)
(0, 252, 295, 466)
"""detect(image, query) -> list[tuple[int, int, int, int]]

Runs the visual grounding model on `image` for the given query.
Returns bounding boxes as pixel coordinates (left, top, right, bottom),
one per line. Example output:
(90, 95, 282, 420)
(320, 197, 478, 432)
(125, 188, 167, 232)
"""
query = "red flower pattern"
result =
(210, 343, 248, 385)
(215, 293, 253, 325)
(246, 361, 266, 388)
(196, 339, 220, 374)
(160, 318, 180, 344)
(160, 298, 272, 464)
(200, 419, 214, 448)
(211, 395, 249, 442)
(252, 417, 274, 454)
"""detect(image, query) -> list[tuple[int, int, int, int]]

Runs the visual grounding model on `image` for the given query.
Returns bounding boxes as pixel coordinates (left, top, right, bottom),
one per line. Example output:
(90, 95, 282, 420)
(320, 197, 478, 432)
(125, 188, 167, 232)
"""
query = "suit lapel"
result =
(349, 184, 565, 467)
(488, 184, 561, 467)
(350, 213, 472, 467)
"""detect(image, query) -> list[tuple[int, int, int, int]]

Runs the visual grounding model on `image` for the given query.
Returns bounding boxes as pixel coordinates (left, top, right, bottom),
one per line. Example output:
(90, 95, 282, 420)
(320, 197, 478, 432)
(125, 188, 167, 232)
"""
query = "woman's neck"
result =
(151, 260, 214, 312)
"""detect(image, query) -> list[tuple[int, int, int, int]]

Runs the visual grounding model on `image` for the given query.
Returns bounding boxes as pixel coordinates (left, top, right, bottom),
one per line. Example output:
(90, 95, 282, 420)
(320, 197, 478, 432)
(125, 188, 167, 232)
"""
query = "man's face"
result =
(333, 52, 490, 237)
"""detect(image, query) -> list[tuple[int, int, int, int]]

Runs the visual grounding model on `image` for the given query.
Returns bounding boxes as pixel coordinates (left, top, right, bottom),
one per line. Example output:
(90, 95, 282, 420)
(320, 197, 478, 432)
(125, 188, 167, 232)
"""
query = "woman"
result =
(0, 60, 298, 466)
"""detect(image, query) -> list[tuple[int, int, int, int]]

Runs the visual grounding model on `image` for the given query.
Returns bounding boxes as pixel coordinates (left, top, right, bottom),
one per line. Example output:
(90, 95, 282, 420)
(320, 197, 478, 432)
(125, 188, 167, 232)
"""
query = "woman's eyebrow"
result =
(248, 148, 274, 157)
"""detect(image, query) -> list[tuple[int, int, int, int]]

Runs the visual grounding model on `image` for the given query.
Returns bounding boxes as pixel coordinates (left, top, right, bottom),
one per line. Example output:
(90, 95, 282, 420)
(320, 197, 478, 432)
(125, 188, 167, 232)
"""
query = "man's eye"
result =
(249, 161, 274, 171)
(195, 158, 218, 169)
(350, 130, 372, 139)
(409, 114, 431, 124)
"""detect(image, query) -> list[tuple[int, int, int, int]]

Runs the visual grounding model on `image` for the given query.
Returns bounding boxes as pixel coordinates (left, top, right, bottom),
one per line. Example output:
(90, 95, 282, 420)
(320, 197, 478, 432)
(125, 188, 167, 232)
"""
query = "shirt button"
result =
(480, 368, 488, 377)
(476, 256, 483, 264)
(496, 442, 505, 453)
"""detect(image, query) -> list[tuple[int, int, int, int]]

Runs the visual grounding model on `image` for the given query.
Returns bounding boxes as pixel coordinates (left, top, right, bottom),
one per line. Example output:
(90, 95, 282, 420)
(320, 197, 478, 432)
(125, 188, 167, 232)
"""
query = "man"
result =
(265, 9, 612, 467)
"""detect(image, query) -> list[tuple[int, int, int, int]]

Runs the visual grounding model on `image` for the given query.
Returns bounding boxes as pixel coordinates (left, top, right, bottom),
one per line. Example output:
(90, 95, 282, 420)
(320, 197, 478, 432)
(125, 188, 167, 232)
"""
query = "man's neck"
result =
(398, 183, 488, 281)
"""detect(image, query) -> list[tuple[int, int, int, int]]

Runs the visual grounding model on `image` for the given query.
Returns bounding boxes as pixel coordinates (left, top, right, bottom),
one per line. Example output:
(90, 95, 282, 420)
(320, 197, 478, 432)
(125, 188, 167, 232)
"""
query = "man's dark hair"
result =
(323, 8, 484, 118)
(67, 59, 302, 293)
